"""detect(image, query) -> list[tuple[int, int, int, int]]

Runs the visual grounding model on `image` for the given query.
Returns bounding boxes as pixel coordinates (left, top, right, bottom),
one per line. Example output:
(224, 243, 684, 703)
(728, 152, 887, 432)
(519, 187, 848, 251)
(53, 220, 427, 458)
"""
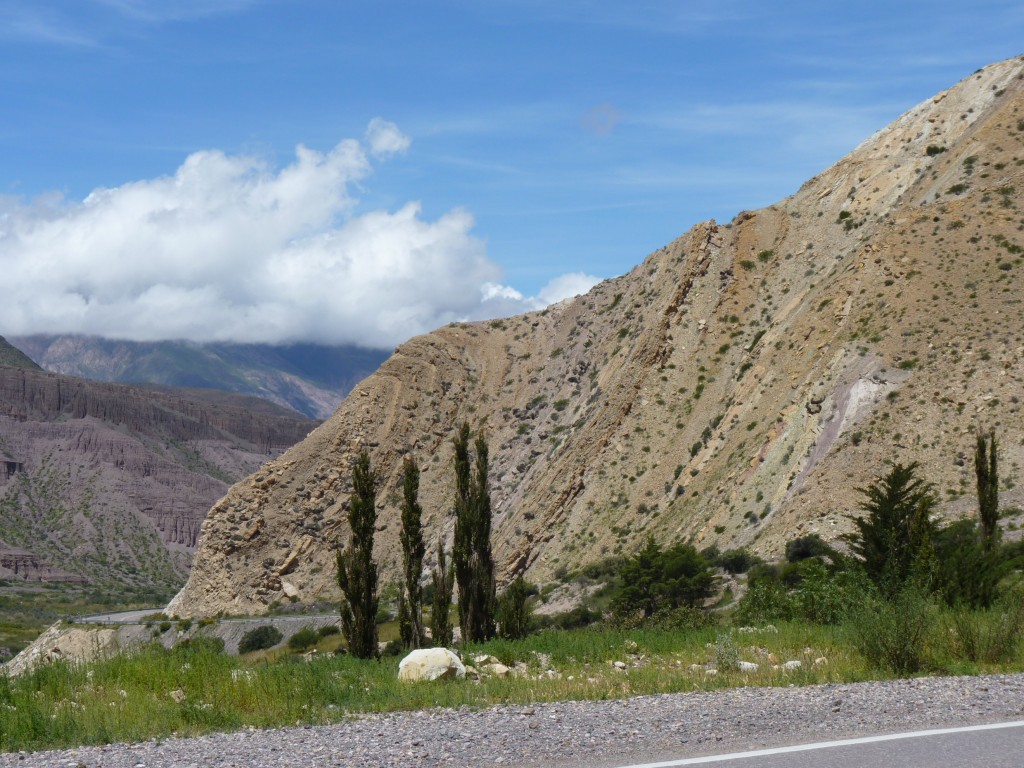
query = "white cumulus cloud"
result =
(0, 121, 600, 348)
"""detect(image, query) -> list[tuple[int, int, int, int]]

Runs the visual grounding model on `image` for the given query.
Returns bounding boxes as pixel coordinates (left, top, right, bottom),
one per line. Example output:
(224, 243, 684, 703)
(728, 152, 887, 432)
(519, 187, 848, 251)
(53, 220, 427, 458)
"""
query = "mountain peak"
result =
(0, 336, 41, 371)
(170, 58, 1024, 617)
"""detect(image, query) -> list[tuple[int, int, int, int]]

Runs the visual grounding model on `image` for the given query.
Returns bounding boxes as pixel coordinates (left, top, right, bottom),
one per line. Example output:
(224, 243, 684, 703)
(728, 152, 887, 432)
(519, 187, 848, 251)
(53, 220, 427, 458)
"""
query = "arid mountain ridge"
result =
(0, 338, 319, 591)
(9, 336, 388, 420)
(170, 57, 1024, 617)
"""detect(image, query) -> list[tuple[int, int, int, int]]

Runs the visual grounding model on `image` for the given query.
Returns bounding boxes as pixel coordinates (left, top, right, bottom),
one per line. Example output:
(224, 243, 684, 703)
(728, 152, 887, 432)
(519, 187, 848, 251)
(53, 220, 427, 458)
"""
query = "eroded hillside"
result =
(170, 57, 1024, 617)
(0, 366, 318, 591)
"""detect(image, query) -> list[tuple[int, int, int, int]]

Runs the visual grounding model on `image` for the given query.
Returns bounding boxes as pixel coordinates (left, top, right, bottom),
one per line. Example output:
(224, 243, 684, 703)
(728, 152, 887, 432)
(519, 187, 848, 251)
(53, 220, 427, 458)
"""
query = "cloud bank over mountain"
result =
(0, 120, 599, 348)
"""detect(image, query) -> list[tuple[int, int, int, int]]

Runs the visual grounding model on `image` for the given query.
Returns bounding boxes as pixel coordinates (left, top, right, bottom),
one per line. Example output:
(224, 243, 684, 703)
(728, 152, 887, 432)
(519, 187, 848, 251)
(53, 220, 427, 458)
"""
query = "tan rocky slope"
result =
(170, 57, 1024, 617)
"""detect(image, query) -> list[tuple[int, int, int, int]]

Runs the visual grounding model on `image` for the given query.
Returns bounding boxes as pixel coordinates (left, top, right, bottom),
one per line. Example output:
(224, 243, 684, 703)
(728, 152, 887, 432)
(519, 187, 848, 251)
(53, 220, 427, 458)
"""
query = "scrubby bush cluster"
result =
(238, 625, 282, 654)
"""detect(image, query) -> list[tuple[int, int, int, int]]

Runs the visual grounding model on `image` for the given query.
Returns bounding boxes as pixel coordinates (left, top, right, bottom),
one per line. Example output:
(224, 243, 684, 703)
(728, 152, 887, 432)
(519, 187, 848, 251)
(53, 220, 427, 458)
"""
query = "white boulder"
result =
(398, 648, 466, 682)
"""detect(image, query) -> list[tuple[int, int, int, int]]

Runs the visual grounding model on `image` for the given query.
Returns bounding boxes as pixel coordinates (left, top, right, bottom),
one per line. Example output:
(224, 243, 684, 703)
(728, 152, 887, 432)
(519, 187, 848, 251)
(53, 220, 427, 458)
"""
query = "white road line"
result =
(613, 720, 1024, 768)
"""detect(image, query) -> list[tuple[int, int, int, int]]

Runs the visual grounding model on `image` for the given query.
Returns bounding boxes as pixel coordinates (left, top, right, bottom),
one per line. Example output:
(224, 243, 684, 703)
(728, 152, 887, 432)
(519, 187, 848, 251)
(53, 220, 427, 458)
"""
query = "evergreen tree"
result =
(975, 429, 1000, 551)
(452, 422, 496, 643)
(933, 519, 1002, 608)
(335, 451, 379, 659)
(847, 461, 938, 596)
(430, 537, 454, 646)
(397, 585, 414, 649)
(398, 455, 426, 648)
(496, 575, 532, 640)
(612, 538, 713, 619)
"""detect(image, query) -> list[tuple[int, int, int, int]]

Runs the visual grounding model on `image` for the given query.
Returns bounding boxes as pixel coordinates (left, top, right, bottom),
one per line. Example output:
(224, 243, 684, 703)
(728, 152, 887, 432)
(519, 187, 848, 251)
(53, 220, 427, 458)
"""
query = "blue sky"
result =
(1, 1, 1021, 347)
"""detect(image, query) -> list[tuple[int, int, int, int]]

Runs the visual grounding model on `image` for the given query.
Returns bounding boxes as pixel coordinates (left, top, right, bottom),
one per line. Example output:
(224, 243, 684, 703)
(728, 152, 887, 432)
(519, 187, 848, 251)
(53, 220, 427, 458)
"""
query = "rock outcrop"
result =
(398, 648, 467, 682)
(170, 57, 1024, 617)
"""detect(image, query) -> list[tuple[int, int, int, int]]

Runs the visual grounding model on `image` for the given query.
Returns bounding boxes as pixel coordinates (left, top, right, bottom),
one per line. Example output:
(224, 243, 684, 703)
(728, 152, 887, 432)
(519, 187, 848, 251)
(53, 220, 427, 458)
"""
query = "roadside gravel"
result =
(4, 673, 1024, 768)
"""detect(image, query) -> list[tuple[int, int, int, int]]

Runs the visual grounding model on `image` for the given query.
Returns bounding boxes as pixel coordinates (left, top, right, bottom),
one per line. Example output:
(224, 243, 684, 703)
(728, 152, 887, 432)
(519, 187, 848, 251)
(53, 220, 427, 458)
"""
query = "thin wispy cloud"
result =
(91, 0, 260, 23)
(0, 7, 97, 46)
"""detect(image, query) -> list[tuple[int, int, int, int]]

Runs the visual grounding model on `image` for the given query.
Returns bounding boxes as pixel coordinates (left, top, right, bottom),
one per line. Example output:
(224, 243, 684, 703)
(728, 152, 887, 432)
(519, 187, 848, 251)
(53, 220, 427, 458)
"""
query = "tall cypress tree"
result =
(335, 451, 379, 659)
(975, 429, 1000, 551)
(430, 537, 454, 647)
(398, 455, 426, 648)
(452, 422, 496, 643)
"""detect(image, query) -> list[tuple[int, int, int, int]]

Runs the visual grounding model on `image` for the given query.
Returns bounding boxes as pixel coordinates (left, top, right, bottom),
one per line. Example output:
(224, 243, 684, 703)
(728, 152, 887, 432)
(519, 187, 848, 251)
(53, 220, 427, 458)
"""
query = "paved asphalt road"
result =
(611, 721, 1024, 768)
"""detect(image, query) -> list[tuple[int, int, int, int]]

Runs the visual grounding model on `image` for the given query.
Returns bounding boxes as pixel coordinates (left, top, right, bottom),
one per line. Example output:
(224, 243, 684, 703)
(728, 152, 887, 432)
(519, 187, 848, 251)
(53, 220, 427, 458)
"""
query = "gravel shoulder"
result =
(4, 673, 1024, 768)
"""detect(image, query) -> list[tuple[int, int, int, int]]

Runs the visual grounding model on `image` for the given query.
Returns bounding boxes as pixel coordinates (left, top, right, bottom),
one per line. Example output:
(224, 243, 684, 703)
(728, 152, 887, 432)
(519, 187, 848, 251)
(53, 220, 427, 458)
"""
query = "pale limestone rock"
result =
(281, 581, 299, 598)
(398, 648, 466, 682)
(481, 662, 511, 678)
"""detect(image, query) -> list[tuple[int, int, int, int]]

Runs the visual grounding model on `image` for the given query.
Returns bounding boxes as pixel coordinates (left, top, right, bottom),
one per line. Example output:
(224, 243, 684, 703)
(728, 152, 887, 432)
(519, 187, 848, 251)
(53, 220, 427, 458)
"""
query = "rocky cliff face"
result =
(0, 366, 318, 591)
(170, 57, 1024, 617)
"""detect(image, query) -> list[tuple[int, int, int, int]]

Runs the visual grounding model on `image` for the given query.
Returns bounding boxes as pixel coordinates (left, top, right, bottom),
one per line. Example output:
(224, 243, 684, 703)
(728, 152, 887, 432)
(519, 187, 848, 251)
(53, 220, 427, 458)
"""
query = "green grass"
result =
(0, 583, 172, 656)
(7, 614, 1023, 754)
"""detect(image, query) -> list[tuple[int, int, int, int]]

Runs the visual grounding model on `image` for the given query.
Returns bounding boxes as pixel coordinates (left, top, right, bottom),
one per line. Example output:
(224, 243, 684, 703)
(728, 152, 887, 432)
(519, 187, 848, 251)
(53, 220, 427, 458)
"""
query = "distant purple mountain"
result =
(9, 335, 389, 419)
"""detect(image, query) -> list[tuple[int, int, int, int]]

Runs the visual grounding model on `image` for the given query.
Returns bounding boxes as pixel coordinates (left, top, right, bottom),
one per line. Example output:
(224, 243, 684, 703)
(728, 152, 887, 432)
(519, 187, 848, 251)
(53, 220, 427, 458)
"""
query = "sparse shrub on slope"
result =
(702, 545, 763, 574)
(785, 534, 844, 564)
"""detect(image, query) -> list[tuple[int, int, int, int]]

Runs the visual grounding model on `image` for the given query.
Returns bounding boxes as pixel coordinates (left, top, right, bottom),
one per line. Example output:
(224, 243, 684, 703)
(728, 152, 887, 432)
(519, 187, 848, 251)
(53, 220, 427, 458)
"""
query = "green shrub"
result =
(611, 538, 713, 621)
(176, 636, 225, 654)
(786, 534, 841, 563)
(496, 576, 533, 640)
(238, 625, 283, 654)
(932, 519, 1003, 608)
(713, 633, 739, 672)
(713, 547, 762, 575)
(380, 640, 405, 657)
(287, 627, 319, 652)
(943, 591, 1024, 663)
(734, 579, 795, 624)
(794, 562, 868, 624)
(648, 604, 715, 631)
(848, 588, 936, 674)
(536, 605, 601, 631)
(317, 625, 341, 638)
(736, 554, 866, 626)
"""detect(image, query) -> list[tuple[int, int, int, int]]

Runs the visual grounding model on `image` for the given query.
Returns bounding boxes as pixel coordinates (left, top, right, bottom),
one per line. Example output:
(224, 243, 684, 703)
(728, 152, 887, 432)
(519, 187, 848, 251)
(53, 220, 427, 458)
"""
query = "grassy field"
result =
(3, 612, 1023, 754)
